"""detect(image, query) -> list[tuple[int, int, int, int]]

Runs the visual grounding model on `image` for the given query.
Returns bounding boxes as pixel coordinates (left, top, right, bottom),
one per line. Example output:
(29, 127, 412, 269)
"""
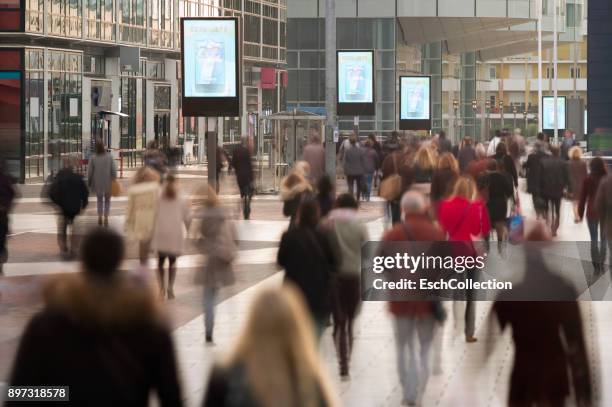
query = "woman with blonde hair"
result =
(568, 146, 587, 222)
(195, 184, 236, 343)
(124, 166, 161, 266)
(203, 286, 337, 407)
(438, 176, 491, 343)
(411, 146, 435, 196)
(280, 162, 313, 228)
(431, 153, 460, 209)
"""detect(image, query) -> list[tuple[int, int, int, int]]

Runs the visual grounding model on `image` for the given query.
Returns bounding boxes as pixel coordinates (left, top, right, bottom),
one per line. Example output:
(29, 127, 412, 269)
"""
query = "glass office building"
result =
(0, 0, 287, 182)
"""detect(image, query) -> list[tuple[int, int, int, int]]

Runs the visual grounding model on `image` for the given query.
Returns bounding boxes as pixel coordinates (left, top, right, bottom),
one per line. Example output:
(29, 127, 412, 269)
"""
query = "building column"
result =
(460, 52, 477, 140)
(588, 0, 612, 135)
(421, 42, 442, 134)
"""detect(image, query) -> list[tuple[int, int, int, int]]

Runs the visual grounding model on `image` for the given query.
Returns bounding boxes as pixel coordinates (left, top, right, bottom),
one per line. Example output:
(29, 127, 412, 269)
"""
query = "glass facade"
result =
(24, 49, 45, 179)
(48, 0, 82, 37)
(86, 0, 115, 41)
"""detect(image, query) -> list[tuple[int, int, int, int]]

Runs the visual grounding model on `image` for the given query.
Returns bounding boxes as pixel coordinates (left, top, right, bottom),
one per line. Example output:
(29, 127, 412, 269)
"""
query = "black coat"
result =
(524, 150, 548, 196)
(277, 227, 338, 320)
(231, 145, 254, 189)
(457, 146, 476, 173)
(540, 156, 569, 200)
(486, 171, 514, 223)
(494, 152, 518, 188)
(49, 168, 89, 218)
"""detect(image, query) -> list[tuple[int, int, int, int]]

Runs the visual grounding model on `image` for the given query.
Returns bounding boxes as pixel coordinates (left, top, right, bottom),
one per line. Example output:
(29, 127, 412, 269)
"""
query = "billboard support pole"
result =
(207, 117, 217, 191)
(324, 0, 337, 178)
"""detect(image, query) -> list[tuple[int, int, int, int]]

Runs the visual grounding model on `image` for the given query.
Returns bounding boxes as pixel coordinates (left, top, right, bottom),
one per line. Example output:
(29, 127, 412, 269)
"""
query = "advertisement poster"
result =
(337, 51, 373, 104)
(542, 96, 566, 130)
(182, 19, 237, 98)
(400, 77, 431, 120)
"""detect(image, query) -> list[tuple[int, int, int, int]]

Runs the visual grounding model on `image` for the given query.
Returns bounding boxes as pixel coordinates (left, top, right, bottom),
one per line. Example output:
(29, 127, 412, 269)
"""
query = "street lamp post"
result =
(472, 99, 478, 138)
(485, 99, 491, 141)
(453, 99, 459, 140)
(524, 110, 528, 131)
(513, 104, 518, 130)
(499, 100, 505, 129)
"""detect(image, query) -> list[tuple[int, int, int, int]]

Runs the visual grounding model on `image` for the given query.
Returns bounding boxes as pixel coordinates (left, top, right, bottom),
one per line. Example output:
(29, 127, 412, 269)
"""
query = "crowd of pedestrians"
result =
(1, 125, 604, 407)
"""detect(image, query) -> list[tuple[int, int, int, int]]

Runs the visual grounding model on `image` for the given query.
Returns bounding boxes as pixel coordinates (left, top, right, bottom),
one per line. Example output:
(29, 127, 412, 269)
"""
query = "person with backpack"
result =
(49, 158, 89, 259)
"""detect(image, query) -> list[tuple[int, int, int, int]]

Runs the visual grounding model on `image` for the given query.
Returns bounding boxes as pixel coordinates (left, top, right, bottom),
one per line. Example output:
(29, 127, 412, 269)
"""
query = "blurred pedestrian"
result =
(7, 228, 183, 406)
(317, 174, 335, 218)
(202, 286, 336, 407)
(437, 131, 452, 154)
(411, 146, 435, 196)
(493, 224, 592, 407)
(196, 184, 236, 344)
(124, 166, 161, 266)
(362, 140, 379, 201)
(486, 130, 502, 157)
(382, 191, 446, 405)
(524, 137, 550, 220)
(430, 153, 459, 211)
(232, 136, 254, 220)
(87, 142, 117, 227)
(323, 193, 368, 379)
(594, 164, 612, 275)
(215, 146, 227, 193)
(438, 176, 490, 342)
(302, 132, 326, 184)
(579, 157, 608, 272)
(561, 129, 578, 161)
(485, 160, 514, 254)
(465, 143, 492, 181)
(494, 142, 518, 190)
(540, 145, 568, 236)
(383, 131, 401, 156)
(152, 174, 191, 300)
(281, 162, 313, 228)
(0, 160, 15, 275)
(368, 133, 383, 188)
(277, 198, 337, 337)
(508, 128, 526, 175)
(144, 140, 168, 178)
(49, 157, 89, 259)
(457, 137, 476, 173)
(343, 134, 366, 201)
(568, 146, 587, 222)
(381, 147, 414, 224)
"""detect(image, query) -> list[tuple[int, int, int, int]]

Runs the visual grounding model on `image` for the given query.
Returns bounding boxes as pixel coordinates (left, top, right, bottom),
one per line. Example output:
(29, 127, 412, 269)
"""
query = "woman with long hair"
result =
(203, 286, 337, 407)
(438, 176, 491, 343)
(87, 142, 117, 226)
(430, 152, 460, 211)
(151, 174, 191, 299)
(569, 146, 587, 222)
(486, 159, 515, 254)
(579, 157, 608, 272)
(411, 146, 435, 196)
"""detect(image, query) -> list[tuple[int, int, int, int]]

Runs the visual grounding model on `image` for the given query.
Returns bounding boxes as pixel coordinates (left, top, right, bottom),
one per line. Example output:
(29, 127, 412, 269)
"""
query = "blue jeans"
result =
(364, 173, 374, 200)
(204, 286, 218, 337)
(96, 192, 110, 217)
(587, 219, 606, 268)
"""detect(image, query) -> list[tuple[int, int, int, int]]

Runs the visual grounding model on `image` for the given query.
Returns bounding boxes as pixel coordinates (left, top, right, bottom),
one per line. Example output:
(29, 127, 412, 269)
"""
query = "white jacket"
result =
(151, 194, 191, 255)
(487, 136, 501, 157)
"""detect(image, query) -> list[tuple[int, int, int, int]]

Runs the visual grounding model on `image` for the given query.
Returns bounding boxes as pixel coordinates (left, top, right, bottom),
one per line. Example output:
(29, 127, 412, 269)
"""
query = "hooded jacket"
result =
(8, 273, 182, 407)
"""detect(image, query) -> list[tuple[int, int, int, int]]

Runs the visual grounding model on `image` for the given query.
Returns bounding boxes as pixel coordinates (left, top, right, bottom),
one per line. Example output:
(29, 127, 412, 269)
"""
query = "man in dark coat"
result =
(49, 159, 89, 258)
(0, 159, 15, 275)
(232, 136, 254, 219)
(524, 140, 549, 220)
(540, 145, 568, 236)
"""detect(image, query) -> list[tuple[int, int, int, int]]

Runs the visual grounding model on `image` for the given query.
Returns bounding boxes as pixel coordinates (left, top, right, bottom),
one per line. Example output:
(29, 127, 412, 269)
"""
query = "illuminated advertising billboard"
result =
(181, 17, 240, 117)
(542, 96, 566, 131)
(336, 50, 375, 116)
(399, 76, 431, 130)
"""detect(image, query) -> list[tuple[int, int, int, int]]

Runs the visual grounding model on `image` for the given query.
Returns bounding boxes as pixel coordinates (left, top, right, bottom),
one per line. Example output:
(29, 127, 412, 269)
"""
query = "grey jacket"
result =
(197, 206, 237, 288)
(343, 144, 366, 176)
(87, 153, 117, 195)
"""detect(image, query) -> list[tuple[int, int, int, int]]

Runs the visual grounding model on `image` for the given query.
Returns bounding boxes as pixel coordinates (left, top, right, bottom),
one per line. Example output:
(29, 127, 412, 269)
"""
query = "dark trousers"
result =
(588, 219, 607, 270)
(547, 197, 561, 234)
(57, 215, 77, 254)
(0, 210, 8, 265)
(332, 274, 361, 374)
(239, 184, 252, 220)
(346, 175, 363, 201)
(389, 201, 401, 225)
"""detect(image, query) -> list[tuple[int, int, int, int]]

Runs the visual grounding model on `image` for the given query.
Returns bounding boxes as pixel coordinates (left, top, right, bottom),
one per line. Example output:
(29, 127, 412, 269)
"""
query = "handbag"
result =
(379, 154, 402, 201)
(110, 179, 122, 197)
(508, 202, 524, 245)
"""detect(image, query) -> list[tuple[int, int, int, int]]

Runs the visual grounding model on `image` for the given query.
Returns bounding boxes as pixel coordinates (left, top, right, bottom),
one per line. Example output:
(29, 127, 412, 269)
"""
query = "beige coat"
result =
(124, 181, 160, 241)
(151, 194, 191, 255)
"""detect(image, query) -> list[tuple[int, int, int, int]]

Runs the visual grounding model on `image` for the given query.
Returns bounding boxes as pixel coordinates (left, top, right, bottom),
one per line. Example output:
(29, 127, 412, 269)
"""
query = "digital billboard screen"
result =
(542, 96, 566, 131)
(181, 17, 240, 117)
(336, 50, 375, 116)
(399, 76, 431, 130)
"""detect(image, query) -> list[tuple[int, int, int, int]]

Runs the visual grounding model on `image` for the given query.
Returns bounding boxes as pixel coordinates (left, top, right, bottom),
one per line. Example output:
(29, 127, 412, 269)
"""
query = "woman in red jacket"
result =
(438, 176, 491, 342)
(578, 157, 608, 272)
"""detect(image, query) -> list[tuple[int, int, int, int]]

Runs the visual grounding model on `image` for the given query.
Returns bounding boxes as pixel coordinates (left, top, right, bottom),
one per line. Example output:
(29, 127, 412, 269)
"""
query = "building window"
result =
(570, 66, 581, 79)
(489, 66, 496, 79)
(546, 66, 555, 78)
(566, 4, 582, 28)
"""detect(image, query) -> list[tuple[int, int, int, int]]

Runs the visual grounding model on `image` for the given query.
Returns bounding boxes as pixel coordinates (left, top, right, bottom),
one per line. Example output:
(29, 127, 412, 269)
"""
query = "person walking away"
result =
(317, 175, 335, 218)
(232, 136, 254, 220)
(277, 198, 338, 337)
(437, 131, 452, 154)
(430, 153, 459, 212)
(438, 176, 490, 342)
(302, 132, 326, 184)
(457, 137, 476, 174)
(383, 131, 401, 157)
(561, 129, 578, 161)
(524, 137, 550, 220)
(380, 148, 414, 225)
(594, 163, 612, 276)
(87, 142, 117, 227)
(568, 146, 587, 222)
(493, 142, 518, 191)
(578, 157, 608, 273)
(465, 143, 492, 181)
(7, 228, 183, 406)
(281, 163, 313, 228)
(381, 191, 447, 405)
(152, 174, 191, 300)
(124, 166, 161, 266)
(484, 160, 514, 255)
(323, 194, 368, 379)
(0, 160, 15, 275)
(411, 146, 435, 197)
(492, 223, 592, 407)
(343, 134, 366, 200)
(486, 130, 502, 157)
(540, 145, 569, 236)
(203, 286, 337, 407)
(144, 140, 168, 179)
(368, 133, 383, 188)
(196, 184, 236, 344)
(362, 140, 379, 201)
(49, 158, 89, 259)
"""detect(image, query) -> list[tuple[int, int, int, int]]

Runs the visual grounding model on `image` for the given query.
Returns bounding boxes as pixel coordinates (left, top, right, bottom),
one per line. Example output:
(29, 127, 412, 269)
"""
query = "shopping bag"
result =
(110, 179, 122, 197)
